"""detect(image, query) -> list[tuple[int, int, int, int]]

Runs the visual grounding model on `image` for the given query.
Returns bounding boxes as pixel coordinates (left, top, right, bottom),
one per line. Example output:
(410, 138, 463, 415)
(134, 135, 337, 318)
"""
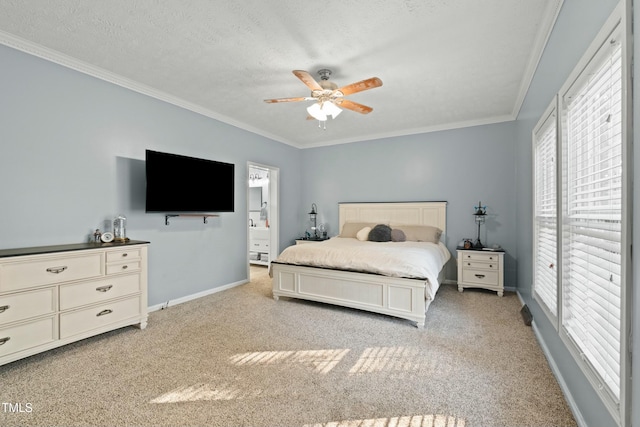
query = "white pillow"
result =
(356, 226, 372, 241)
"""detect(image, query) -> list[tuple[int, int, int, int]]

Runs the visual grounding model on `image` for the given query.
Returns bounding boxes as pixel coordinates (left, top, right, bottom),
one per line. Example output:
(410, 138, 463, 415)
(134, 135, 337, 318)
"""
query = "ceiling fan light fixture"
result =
(307, 101, 342, 121)
(307, 103, 327, 121)
(265, 69, 382, 125)
(323, 101, 342, 119)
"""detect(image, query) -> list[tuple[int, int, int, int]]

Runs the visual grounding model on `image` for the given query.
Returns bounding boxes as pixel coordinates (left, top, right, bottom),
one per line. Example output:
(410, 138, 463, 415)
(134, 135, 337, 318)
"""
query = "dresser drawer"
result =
(60, 274, 141, 311)
(460, 252, 501, 263)
(106, 249, 141, 263)
(0, 253, 103, 292)
(106, 261, 141, 275)
(0, 288, 56, 326)
(60, 296, 141, 339)
(0, 316, 56, 357)
(462, 269, 499, 286)
(461, 260, 499, 270)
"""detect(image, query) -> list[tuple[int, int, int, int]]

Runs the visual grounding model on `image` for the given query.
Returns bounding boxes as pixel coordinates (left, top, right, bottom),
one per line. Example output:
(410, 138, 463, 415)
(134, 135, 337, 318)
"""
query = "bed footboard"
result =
(271, 263, 431, 328)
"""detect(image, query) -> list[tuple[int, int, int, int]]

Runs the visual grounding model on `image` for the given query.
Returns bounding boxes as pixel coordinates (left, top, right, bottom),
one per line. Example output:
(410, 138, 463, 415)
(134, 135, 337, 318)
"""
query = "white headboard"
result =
(338, 202, 447, 241)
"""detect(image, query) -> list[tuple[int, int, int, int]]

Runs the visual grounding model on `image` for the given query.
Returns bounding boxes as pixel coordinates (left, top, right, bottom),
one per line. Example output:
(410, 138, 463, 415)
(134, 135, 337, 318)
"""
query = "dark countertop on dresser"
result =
(0, 240, 150, 258)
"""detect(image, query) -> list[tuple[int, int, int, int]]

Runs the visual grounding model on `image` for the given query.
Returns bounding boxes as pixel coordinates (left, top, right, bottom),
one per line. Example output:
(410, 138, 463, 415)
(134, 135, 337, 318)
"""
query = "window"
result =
(533, 104, 558, 319)
(561, 30, 623, 402)
(532, 5, 630, 424)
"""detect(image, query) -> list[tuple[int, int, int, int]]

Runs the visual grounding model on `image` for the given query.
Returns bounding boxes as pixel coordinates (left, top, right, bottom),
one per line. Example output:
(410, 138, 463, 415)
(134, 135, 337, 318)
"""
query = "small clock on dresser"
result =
(100, 232, 114, 243)
(456, 248, 505, 296)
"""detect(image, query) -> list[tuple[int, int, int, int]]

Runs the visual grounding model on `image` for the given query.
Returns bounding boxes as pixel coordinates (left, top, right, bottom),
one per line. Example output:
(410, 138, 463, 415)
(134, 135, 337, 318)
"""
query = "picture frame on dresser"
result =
(0, 240, 149, 366)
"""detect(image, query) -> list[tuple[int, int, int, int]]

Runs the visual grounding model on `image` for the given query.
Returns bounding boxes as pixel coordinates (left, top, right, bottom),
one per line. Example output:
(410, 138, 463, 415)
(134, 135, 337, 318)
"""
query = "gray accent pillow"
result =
(392, 225, 442, 243)
(391, 228, 406, 242)
(340, 222, 377, 238)
(368, 224, 392, 242)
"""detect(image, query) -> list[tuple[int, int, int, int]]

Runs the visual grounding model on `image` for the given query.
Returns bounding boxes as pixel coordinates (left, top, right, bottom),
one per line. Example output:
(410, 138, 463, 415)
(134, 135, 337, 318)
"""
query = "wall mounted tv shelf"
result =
(164, 214, 219, 225)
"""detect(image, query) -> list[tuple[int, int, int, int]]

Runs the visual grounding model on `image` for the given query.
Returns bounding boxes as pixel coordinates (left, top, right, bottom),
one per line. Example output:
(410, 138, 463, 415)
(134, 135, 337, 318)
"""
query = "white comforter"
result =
(274, 237, 451, 286)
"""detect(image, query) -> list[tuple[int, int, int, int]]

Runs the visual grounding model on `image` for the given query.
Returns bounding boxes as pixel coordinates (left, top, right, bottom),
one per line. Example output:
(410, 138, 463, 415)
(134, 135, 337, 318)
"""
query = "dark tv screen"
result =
(145, 150, 235, 213)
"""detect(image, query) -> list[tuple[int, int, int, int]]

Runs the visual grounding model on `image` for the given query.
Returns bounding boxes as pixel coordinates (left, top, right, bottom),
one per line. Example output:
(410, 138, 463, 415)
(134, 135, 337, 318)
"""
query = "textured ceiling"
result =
(0, 0, 562, 148)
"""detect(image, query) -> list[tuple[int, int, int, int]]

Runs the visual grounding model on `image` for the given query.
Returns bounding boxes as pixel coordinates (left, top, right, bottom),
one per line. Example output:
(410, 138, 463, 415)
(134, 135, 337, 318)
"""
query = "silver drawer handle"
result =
(96, 285, 113, 293)
(97, 309, 113, 317)
(475, 274, 486, 279)
(46, 266, 68, 274)
(0, 337, 10, 346)
(121, 265, 128, 270)
(0, 305, 9, 314)
(121, 253, 128, 257)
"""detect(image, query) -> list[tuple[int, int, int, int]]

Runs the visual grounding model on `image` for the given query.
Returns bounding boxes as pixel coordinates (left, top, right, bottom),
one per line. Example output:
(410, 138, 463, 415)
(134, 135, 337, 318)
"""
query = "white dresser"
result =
(0, 241, 148, 366)
(456, 249, 504, 296)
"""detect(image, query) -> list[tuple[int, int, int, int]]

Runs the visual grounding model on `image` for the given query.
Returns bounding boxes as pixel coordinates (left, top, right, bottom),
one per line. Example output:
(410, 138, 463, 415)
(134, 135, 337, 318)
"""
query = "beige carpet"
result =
(0, 266, 576, 427)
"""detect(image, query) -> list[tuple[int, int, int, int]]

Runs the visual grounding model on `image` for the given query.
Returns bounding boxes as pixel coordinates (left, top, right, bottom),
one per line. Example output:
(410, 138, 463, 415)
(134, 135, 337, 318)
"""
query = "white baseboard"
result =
(147, 279, 249, 312)
(444, 279, 516, 294)
(529, 318, 587, 427)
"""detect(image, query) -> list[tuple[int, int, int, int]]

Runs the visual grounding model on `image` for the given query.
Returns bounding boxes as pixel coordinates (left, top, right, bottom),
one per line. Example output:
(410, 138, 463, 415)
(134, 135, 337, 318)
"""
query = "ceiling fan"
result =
(264, 69, 383, 122)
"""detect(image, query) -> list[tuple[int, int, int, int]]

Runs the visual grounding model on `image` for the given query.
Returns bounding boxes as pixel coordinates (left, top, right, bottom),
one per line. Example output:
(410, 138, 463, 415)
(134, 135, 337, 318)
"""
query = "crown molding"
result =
(0, 30, 300, 148)
(511, 0, 565, 117)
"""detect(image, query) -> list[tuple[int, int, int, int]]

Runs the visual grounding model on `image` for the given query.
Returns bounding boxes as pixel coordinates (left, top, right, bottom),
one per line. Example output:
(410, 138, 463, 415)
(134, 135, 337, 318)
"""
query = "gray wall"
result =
(1, 1, 637, 424)
(0, 44, 303, 306)
(300, 122, 518, 286)
(514, 1, 631, 426)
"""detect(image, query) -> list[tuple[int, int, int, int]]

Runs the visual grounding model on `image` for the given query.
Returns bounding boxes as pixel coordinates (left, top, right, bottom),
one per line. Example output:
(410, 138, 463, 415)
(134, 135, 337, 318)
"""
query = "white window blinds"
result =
(533, 110, 558, 317)
(562, 36, 622, 401)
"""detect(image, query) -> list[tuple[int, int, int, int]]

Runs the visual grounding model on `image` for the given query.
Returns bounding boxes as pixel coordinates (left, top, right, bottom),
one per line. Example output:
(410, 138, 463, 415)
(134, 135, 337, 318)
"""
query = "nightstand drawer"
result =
(461, 252, 501, 263)
(462, 260, 499, 270)
(462, 269, 499, 286)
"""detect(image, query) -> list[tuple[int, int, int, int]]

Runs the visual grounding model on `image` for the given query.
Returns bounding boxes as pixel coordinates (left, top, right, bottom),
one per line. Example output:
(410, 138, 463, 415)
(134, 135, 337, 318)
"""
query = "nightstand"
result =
(456, 249, 505, 296)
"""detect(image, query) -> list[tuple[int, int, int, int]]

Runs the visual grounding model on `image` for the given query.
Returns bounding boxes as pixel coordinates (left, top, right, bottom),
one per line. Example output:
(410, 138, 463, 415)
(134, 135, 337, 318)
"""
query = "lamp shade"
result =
(322, 101, 342, 118)
(307, 103, 327, 121)
(307, 101, 342, 121)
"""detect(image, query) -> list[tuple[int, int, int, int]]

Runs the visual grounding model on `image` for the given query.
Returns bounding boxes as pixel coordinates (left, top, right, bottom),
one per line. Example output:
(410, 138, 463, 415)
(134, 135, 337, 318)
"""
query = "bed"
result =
(271, 202, 449, 328)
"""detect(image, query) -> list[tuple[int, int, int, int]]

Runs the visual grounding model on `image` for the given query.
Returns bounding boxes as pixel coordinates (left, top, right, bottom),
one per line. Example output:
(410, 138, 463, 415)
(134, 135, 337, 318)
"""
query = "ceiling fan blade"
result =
(336, 99, 373, 114)
(337, 77, 383, 96)
(293, 70, 323, 91)
(264, 97, 312, 103)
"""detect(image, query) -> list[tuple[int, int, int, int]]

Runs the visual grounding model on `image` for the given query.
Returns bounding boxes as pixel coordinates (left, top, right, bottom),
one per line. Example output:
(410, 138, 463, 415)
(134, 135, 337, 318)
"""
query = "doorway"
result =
(247, 162, 279, 279)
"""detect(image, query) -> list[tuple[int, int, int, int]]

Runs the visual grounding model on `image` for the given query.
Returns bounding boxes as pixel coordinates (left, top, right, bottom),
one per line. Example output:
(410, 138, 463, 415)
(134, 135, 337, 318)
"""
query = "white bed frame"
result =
(271, 202, 447, 328)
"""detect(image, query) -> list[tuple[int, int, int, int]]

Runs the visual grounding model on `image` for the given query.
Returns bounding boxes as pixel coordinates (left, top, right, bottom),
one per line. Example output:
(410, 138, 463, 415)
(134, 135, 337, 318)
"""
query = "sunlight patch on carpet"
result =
(349, 346, 446, 377)
(229, 349, 350, 374)
(303, 414, 466, 427)
(149, 383, 263, 403)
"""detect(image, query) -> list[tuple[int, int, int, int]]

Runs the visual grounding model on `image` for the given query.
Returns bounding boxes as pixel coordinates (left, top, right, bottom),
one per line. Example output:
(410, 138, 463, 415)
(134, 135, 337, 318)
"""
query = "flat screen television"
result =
(145, 150, 235, 213)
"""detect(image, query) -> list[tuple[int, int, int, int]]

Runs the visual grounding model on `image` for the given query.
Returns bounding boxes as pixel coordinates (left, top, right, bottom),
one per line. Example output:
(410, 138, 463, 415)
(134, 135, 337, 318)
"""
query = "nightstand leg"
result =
(458, 285, 463, 293)
(497, 290, 504, 297)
